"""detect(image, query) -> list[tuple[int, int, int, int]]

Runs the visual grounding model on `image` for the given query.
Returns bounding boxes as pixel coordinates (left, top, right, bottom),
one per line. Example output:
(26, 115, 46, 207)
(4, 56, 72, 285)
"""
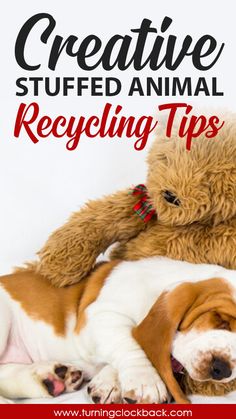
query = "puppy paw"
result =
(36, 363, 84, 397)
(87, 365, 122, 404)
(120, 366, 168, 404)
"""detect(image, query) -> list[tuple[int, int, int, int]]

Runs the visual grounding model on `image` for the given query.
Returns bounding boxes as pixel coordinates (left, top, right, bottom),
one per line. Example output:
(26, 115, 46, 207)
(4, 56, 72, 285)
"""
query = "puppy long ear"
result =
(133, 282, 199, 404)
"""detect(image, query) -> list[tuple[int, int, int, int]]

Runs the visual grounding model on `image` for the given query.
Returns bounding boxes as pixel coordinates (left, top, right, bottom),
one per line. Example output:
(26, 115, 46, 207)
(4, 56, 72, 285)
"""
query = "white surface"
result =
(16, 387, 236, 404)
(18, 387, 91, 404)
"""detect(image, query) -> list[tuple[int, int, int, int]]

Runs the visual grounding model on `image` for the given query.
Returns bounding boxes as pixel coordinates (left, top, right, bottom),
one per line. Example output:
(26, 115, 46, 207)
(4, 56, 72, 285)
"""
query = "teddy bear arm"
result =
(37, 189, 147, 286)
(110, 222, 170, 260)
(111, 220, 236, 270)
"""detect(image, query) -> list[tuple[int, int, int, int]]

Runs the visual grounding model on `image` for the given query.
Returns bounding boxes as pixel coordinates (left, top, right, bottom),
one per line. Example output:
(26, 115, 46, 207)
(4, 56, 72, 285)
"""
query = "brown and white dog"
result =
(0, 257, 236, 404)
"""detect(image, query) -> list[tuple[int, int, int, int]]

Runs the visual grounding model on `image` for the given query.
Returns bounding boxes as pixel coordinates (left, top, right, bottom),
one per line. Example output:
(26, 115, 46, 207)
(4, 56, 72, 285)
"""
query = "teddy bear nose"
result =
(210, 358, 232, 380)
(163, 190, 181, 206)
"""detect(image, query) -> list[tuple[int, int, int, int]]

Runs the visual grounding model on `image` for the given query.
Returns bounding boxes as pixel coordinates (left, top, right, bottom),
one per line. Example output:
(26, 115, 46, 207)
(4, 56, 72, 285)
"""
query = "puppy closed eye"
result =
(163, 190, 181, 206)
(216, 321, 231, 330)
(214, 313, 231, 331)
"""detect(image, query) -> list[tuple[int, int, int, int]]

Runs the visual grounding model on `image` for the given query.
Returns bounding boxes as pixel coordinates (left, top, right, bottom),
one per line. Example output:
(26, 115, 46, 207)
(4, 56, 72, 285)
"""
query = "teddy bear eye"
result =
(163, 190, 181, 206)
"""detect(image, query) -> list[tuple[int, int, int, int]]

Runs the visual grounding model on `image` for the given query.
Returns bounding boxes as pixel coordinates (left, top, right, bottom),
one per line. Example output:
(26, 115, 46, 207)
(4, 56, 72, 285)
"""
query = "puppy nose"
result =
(211, 358, 232, 380)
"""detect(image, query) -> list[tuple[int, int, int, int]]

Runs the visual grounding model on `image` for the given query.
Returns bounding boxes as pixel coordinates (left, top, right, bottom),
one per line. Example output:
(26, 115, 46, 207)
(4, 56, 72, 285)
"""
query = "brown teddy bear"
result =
(36, 115, 236, 397)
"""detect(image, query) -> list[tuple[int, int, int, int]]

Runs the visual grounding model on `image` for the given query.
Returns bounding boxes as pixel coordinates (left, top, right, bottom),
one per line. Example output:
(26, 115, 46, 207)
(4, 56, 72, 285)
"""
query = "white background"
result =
(1, 0, 235, 274)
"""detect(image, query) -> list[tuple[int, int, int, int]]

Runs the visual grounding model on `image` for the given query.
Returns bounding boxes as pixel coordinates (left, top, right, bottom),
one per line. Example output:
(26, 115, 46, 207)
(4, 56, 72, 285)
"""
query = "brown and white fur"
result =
(1, 257, 236, 404)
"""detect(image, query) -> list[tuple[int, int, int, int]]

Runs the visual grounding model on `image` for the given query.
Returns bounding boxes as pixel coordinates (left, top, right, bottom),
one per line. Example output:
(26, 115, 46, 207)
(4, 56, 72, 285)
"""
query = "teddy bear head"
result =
(146, 116, 236, 227)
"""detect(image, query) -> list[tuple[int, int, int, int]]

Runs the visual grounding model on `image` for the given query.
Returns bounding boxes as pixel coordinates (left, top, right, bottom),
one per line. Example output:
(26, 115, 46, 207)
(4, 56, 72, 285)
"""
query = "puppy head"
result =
(173, 280, 236, 384)
(133, 278, 236, 403)
(146, 115, 236, 226)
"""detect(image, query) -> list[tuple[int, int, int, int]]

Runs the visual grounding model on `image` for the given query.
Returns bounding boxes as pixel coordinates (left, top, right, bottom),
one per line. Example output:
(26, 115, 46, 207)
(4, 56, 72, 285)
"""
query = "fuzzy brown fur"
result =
(180, 374, 236, 397)
(36, 115, 236, 397)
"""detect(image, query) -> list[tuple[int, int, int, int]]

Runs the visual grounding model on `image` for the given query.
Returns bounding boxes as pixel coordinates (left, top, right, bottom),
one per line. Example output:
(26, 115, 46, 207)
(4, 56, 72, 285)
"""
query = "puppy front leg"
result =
(89, 313, 168, 404)
(0, 362, 84, 399)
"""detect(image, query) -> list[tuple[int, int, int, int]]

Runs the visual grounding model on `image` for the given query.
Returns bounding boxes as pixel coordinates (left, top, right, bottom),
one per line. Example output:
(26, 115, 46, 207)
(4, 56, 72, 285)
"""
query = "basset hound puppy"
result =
(0, 257, 236, 404)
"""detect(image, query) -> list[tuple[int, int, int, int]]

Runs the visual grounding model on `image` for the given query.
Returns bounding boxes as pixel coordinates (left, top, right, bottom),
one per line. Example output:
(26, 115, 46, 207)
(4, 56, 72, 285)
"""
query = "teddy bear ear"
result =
(147, 133, 177, 167)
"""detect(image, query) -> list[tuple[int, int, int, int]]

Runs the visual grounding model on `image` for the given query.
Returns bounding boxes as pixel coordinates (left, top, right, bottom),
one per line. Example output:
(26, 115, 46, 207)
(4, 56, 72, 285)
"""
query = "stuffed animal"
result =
(36, 115, 236, 397)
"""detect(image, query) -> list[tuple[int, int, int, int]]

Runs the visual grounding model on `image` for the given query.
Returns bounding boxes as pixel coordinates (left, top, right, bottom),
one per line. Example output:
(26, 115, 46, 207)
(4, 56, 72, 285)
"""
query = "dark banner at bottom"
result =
(0, 404, 235, 419)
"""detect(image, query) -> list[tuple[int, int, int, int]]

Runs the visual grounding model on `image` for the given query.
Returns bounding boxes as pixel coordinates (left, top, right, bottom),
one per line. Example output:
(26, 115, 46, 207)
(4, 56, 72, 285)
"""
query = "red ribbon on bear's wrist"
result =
(130, 184, 156, 223)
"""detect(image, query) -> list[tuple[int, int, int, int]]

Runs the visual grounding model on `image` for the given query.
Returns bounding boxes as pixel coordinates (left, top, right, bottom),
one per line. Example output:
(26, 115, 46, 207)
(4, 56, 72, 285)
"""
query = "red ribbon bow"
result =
(131, 184, 156, 223)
